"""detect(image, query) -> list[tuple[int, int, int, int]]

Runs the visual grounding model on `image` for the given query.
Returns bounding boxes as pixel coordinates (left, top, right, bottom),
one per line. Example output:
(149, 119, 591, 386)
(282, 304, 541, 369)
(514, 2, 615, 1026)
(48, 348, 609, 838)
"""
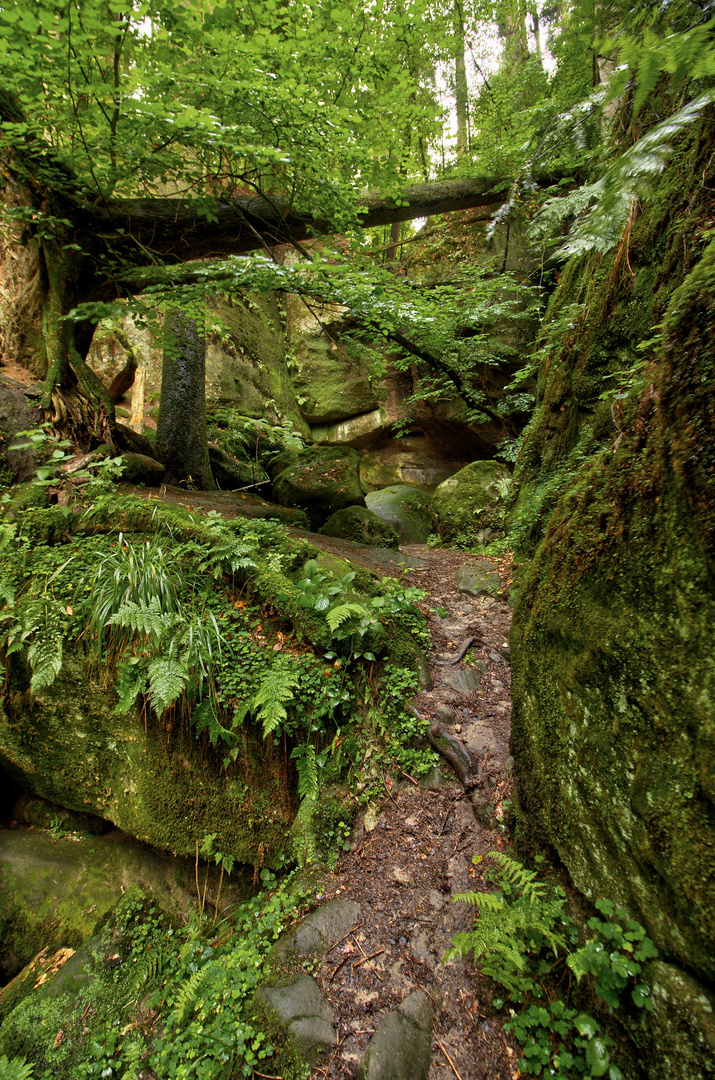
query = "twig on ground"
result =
(353, 938, 383, 981)
(438, 792, 465, 836)
(325, 922, 363, 956)
(328, 953, 352, 982)
(352, 948, 385, 969)
(436, 1036, 464, 1080)
(399, 769, 419, 787)
(415, 982, 442, 1008)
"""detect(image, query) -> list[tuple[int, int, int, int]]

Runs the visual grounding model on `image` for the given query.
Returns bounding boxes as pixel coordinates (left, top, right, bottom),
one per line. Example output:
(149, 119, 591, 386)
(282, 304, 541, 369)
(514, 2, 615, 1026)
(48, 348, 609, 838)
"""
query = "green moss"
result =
(434, 460, 512, 544)
(509, 114, 715, 1079)
(319, 505, 399, 548)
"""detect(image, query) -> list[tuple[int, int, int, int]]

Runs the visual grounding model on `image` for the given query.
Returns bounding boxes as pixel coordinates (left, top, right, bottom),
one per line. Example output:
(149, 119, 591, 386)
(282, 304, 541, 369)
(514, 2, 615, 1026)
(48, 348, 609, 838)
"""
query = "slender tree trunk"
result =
(156, 308, 215, 489)
(454, 2, 469, 159)
(497, 0, 529, 72)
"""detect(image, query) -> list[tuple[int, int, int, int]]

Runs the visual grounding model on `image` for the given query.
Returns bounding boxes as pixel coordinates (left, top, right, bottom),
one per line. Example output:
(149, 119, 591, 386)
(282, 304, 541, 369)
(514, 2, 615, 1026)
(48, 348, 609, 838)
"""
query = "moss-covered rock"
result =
(10, 792, 110, 835)
(433, 460, 511, 544)
(117, 451, 164, 486)
(0, 829, 248, 985)
(509, 117, 715, 1078)
(0, 379, 38, 489)
(287, 293, 378, 424)
(0, 656, 292, 869)
(208, 445, 270, 491)
(626, 962, 715, 1080)
(205, 295, 310, 439)
(319, 506, 399, 548)
(271, 447, 366, 528)
(365, 485, 435, 545)
(359, 443, 470, 492)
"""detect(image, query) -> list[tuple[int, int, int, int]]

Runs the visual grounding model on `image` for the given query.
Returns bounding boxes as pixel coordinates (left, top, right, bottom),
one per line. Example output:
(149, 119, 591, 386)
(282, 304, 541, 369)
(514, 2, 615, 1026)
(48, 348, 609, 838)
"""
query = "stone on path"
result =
(444, 668, 482, 697)
(258, 974, 336, 1052)
(278, 897, 361, 956)
(357, 988, 434, 1080)
(455, 563, 502, 598)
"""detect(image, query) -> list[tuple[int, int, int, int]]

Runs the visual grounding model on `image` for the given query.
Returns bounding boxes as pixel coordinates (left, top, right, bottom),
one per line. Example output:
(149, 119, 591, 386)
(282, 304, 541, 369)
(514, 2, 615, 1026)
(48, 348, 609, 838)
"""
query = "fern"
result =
(114, 658, 150, 714)
(191, 698, 237, 748)
(147, 657, 189, 715)
(545, 90, 715, 260)
(250, 664, 299, 738)
(198, 536, 258, 578)
(108, 597, 182, 641)
(27, 633, 63, 694)
(445, 853, 568, 996)
(169, 966, 208, 1026)
(117, 1039, 144, 1080)
(326, 602, 367, 633)
(0, 1056, 35, 1080)
(293, 742, 319, 800)
(0, 574, 15, 607)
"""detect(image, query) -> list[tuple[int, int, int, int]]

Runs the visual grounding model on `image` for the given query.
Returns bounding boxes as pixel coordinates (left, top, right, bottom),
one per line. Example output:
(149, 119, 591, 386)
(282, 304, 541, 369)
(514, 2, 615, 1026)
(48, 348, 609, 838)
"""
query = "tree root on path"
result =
(431, 635, 487, 666)
(410, 706, 495, 827)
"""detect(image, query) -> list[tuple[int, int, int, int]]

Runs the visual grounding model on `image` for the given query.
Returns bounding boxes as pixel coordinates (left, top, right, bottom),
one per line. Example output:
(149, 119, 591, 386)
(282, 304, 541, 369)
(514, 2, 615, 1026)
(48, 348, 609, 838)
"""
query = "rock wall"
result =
(86, 217, 535, 488)
(510, 116, 715, 1077)
(0, 655, 292, 867)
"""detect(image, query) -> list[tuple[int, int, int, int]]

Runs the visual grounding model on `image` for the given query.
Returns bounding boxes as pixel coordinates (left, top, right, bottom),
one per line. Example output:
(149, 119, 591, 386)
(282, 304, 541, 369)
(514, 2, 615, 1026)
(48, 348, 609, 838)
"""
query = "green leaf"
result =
(575, 1014, 598, 1038)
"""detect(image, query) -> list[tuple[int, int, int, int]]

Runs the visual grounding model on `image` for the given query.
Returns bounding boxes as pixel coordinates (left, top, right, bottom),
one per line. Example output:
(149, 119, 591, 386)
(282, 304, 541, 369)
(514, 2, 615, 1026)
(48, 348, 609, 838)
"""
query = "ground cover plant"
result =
(447, 853, 658, 1080)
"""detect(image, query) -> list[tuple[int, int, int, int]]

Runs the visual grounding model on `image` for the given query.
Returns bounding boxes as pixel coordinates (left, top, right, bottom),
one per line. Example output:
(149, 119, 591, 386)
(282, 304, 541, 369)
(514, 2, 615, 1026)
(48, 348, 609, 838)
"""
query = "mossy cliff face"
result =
(0, 654, 291, 867)
(510, 119, 715, 1077)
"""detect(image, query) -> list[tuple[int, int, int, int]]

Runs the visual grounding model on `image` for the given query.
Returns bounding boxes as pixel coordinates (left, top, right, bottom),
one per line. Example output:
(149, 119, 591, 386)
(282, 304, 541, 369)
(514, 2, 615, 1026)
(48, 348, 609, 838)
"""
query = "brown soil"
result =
(304, 546, 520, 1080)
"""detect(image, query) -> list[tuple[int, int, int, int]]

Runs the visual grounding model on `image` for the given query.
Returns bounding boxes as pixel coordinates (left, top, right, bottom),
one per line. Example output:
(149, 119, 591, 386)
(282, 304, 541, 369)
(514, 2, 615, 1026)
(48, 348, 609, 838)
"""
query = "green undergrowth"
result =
(447, 853, 658, 1080)
(0, 473, 434, 833)
(0, 877, 315, 1080)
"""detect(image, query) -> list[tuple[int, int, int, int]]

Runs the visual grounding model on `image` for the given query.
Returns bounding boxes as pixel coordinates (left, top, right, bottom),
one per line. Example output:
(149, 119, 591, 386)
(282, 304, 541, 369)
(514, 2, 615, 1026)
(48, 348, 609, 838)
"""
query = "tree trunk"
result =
(39, 240, 117, 447)
(156, 308, 215, 490)
(454, 2, 469, 158)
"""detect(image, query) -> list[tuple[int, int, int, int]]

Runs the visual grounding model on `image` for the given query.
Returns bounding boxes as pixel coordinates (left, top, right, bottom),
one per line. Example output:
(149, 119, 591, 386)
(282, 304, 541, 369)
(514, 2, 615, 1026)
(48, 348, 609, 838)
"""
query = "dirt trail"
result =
(308, 545, 519, 1080)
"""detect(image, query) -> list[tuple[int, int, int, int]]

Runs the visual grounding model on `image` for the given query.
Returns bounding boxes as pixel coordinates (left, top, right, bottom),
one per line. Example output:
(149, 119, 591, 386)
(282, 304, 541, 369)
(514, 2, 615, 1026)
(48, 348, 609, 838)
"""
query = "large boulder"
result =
(117, 452, 165, 486)
(312, 408, 387, 448)
(0, 377, 40, 488)
(509, 120, 715, 1079)
(319, 506, 399, 548)
(288, 293, 378, 424)
(359, 442, 470, 492)
(0, 656, 292, 869)
(271, 446, 365, 528)
(0, 829, 248, 983)
(433, 460, 511, 544)
(365, 485, 435, 545)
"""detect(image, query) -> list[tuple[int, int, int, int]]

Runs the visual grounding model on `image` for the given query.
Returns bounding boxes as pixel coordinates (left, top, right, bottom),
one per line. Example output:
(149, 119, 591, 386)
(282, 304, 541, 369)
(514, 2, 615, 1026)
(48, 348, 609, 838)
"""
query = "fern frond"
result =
(191, 699, 236, 748)
(170, 967, 208, 1026)
(108, 597, 181, 641)
(326, 602, 366, 632)
(118, 1038, 144, 1080)
(0, 575, 15, 607)
(251, 665, 299, 738)
(488, 851, 545, 894)
(27, 634, 63, 693)
(451, 890, 507, 913)
(114, 659, 150, 714)
(147, 657, 189, 715)
(295, 743, 319, 800)
(0, 1056, 35, 1080)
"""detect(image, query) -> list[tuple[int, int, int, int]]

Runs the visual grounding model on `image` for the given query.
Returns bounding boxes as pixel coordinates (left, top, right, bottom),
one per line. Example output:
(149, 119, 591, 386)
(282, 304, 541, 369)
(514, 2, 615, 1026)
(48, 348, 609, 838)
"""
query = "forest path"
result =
(303, 544, 519, 1080)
